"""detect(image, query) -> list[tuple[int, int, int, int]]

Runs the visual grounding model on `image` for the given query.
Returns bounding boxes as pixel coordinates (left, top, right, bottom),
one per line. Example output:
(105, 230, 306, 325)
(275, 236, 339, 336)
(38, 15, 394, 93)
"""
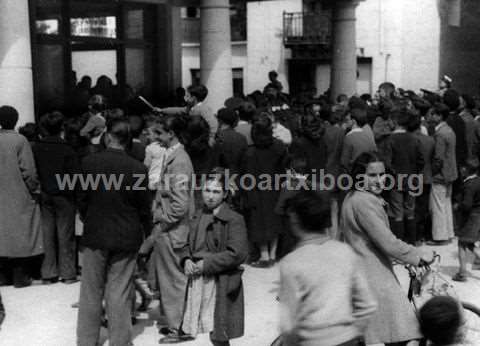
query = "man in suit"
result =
(429, 103, 458, 245)
(76, 118, 152, 346)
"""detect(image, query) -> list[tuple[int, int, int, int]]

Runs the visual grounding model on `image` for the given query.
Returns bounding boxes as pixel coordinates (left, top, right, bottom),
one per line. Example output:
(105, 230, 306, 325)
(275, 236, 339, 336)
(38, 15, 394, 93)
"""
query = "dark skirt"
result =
(456, 211, 480, 243)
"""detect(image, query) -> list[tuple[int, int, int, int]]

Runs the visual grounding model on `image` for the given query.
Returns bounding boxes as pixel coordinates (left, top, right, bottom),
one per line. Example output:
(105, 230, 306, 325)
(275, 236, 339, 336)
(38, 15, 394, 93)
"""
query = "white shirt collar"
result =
(392, 129, 407, 134)
(346, 127, 363, 136)
(464, 174, 478, 183)
(435, 121, 446, 132)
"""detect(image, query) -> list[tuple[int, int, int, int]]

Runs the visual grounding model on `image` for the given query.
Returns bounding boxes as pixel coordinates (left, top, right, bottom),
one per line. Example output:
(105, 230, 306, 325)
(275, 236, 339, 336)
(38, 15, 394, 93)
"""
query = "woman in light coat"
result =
(340, 151, 434, 346)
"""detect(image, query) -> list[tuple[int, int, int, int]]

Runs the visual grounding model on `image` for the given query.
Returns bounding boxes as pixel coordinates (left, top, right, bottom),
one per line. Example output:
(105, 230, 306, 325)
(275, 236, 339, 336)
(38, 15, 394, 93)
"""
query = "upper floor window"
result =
(181, 0, 246, 43)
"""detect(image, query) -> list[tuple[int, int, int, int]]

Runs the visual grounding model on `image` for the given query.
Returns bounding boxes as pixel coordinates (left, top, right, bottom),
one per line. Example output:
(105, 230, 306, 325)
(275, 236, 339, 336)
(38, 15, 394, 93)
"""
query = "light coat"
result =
(433, 122, 458, 184)
(0, 130, 43, 257)
(340, 190, 423, 344)
(153, 144, 194, 327)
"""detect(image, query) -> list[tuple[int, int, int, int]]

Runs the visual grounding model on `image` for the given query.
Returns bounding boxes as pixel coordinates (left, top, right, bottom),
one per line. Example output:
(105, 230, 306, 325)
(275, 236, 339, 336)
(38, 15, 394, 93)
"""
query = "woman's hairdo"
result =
(350, 151, 383, 184)
(251, 113, 274, 148)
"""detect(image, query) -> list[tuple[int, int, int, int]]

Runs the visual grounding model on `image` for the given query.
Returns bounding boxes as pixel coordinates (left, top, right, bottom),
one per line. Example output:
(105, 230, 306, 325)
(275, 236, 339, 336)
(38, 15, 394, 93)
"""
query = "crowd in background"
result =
(0, 70, 479, 345)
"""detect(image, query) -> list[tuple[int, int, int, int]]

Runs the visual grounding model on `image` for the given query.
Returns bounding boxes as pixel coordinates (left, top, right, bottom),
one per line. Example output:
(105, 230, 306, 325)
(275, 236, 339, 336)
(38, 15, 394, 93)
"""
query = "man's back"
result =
(414, 132, 435, 184)
(79, 148, 151, 252)
(214, 128, 248, 175)
(33, 136, 79, 195)
(386, 132, 424, 175)
(341, 129, 377, 172)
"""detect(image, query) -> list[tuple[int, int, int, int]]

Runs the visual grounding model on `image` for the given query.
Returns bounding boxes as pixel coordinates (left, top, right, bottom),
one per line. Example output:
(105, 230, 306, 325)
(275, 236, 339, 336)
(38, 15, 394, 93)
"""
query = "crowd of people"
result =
(0, 71, 479, 346)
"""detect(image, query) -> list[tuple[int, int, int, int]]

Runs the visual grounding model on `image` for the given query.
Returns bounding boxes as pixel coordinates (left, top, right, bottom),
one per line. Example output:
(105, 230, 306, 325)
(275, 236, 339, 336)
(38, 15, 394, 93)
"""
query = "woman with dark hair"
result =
(150, 114, 196, 343)
(340, 151, 434, 346)
(241, 114, 287, 267)
(182, 115, 215, 212)
(181, 168, 248, 346)
(184, 115, 214, 175)
(290, 113, 327, 177)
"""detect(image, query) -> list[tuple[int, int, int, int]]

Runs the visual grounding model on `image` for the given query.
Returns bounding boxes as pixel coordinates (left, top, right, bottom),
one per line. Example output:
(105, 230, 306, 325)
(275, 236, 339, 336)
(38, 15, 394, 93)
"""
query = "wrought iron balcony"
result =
(283, 12, 332, 47)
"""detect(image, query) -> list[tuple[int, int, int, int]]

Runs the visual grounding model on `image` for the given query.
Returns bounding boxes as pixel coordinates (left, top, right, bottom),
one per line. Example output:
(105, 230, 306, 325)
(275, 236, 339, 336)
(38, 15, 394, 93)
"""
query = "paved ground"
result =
(1, 241, 480, 346)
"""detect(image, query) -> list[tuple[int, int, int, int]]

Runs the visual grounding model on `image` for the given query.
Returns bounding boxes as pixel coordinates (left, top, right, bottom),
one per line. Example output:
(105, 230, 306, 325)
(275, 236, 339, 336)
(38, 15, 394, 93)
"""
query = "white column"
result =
(200, 0, 233, 113)
(0, 0, 35, 126)
(330, 0, 360, 101)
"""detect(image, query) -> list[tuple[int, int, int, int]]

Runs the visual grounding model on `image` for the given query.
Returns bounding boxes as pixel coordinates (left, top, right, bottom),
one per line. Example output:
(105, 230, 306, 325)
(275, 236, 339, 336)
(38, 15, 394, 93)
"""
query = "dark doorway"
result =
(288, 61, 316, 97)
(30, 0, 158, 117)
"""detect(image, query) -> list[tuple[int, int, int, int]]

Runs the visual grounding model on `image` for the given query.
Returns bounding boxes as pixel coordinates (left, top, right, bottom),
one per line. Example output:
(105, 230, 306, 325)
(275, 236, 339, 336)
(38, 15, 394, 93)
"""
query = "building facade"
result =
(182, 0, 480, 99)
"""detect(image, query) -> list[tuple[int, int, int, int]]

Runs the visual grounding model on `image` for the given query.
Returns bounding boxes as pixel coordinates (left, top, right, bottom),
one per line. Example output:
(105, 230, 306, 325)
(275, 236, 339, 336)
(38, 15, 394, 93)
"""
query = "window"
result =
(181, 1, 246, 43)
(190, 68, 244, 96)
(233, 68, 244, 97)
(181, 7, 200, 19)
(70, 16, 117, 38)
(36, 19, 59, 35)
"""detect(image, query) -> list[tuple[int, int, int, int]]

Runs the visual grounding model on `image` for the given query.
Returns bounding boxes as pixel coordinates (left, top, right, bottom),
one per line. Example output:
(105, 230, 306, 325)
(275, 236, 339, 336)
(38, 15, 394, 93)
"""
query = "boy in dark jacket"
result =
(452, 159, 480, 282)
(384, 109, 424, 244)
(33, 112, 80, 284)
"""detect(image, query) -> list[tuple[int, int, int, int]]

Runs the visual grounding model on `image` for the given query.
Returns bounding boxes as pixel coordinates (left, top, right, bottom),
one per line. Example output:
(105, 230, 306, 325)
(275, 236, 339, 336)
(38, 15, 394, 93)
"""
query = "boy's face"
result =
(184, 91, 196, 107)
(146, 127, 157, 143)
(379, 88, 387, 98)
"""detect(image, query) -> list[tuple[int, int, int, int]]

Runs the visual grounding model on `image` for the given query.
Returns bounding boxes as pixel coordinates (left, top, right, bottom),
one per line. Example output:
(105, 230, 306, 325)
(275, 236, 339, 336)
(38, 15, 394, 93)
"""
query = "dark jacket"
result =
(340, 128, 377, 173)
(446, 112, 467, 167)
(186, 204, 248, 341)
(414, 131, 435, 185)
(213, 128, 248, 175)
(458, 175, 480, 215)
(460, 110, 480, 161)
(78, 148, 152, 252)
(323, 123, 345, 179)
(32, 136, 79, 195)
(127, 139, 146, 163)
(290, 136, 327, 174)
(241, 139, 286, 244)
(384, 131, 424, 189)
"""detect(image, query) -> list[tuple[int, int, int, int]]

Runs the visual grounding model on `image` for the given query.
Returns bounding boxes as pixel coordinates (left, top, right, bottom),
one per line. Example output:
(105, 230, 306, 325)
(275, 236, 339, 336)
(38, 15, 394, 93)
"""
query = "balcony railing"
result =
(283, 12, 332, 46)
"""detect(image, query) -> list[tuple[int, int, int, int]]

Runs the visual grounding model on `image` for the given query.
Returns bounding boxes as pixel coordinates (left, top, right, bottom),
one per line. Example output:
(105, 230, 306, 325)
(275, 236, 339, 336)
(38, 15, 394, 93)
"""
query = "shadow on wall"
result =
(438, 0, 480, 95)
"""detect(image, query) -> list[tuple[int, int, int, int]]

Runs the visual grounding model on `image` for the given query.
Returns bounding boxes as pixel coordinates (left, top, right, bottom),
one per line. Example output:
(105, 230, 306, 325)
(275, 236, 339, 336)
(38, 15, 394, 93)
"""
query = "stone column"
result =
(157, 4, 183, 102)
(200, 0, 233, 113)
(330, 0, 360, 101)
(0, 0, 35, 126)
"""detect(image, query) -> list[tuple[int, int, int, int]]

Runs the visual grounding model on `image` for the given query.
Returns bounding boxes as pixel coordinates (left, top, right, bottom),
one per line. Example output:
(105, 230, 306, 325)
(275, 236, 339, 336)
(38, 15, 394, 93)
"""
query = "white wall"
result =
(180, 0, 441, 96)
(356, 0, 440, 92)
(246, 0, 302, 93)
(71, 50, 117, 84)
(181, 42, 247, 92)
